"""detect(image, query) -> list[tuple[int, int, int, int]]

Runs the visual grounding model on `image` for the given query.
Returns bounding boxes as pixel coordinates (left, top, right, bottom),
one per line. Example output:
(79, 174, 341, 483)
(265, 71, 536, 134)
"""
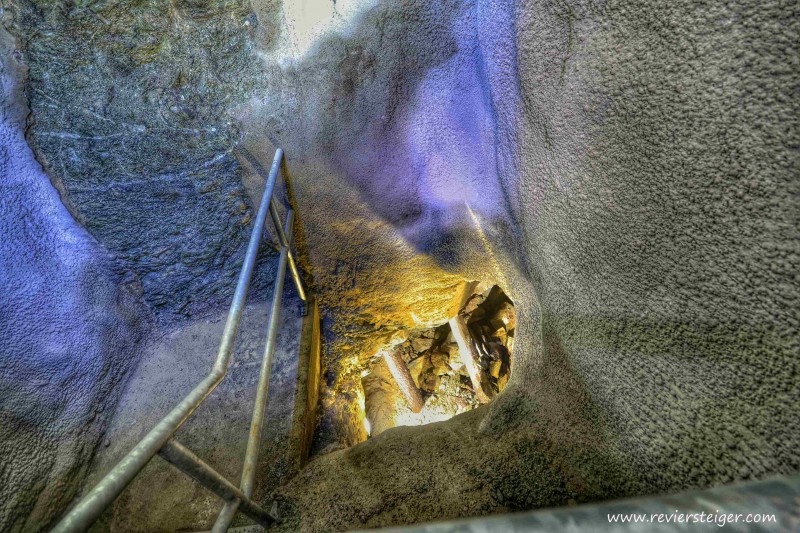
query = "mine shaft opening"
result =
(361, 284, 515, 437)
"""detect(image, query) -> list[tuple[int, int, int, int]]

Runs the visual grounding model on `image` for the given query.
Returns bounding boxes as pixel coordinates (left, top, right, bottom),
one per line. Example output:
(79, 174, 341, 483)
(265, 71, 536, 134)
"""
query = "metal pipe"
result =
(238, 145, 305, 302)
(212, 210, 295, 533)
(212, 501, 241, 533)
(158, 440, 274, 527)
(53, 373, 221, 533)
(243, 210, 294, 494)
(269, 198, 307, 302)
(51, 149, 284, 533)
(213, 148, 284, 373)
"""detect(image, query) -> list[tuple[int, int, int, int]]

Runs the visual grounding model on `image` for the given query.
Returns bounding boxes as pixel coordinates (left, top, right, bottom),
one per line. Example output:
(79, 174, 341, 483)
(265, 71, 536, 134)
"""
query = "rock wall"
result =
(1, 0, 797, 530)
(0, 25, 151, 532)
(6, 0, 276, 323)
(506, 0, 799, 493)
(0, 2, 281, 529)
(243, 0, 798, 529)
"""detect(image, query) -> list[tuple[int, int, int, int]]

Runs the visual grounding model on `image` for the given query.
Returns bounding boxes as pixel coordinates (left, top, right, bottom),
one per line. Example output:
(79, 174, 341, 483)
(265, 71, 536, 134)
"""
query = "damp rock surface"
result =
(5, 0, 274, 323)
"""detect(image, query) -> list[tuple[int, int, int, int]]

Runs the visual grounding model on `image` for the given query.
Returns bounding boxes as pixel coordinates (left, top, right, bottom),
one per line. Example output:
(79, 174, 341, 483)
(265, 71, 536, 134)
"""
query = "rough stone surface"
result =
(361, 290, 514, 437)
(251, 0, 799, 529)
(378, 476, 800, 533)
(0, 25, 151, 532)
(5, 0, 276, 323)
(274, 405, 634, 532)
(2, 0, 798, 531)
(506, 0, 799, 493)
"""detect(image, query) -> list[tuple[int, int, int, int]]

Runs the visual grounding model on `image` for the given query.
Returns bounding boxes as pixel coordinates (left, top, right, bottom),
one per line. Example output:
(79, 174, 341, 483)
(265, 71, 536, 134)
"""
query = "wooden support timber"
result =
(382, 348, 425, 413)
(449, 314, 493, 403)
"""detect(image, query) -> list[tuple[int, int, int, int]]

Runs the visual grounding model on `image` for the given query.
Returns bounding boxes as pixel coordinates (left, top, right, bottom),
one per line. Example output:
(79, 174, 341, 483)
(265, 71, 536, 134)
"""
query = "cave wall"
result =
(0, 26, 151, 532)
(1, 2, 287, 530)
(0, 0, 797, 530)
(239, 0, 798, 529)
(6, 0, 277, 323)
(506, 0, 799, 492)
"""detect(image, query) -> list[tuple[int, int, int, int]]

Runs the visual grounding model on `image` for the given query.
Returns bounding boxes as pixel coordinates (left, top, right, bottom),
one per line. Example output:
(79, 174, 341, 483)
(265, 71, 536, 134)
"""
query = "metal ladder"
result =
(53, 148, 306, 532)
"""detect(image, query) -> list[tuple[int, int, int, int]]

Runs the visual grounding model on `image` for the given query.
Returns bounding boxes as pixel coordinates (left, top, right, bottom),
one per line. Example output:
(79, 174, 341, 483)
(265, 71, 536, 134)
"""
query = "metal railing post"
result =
(213, 148, 285, 375)
(238, 146, 306, 304)
(269, 199, 307, 302)
(51, 149, 284, 533)
(158, 440, 274, 527)
(212, 209, 296, 532)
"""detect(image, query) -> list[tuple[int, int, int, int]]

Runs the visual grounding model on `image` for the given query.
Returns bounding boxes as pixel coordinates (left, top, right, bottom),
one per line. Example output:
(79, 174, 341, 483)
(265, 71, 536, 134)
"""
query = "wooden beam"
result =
(382, 348, 425, 413)
(449, 315, 493, 403)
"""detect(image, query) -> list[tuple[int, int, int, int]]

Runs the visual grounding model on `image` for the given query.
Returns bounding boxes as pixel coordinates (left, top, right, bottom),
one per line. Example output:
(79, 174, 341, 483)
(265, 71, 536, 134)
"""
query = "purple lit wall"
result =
(0, 28, 151, 530)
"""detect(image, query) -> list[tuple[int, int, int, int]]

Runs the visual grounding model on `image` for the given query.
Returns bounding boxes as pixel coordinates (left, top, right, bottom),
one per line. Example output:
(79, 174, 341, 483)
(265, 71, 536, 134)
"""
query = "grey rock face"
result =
(1, 0, 797, 530)
(253, 0, 798, 529)
(506, 0, 800, 493)
(6, 0, 273, 323)
(0, 25, 151, 532)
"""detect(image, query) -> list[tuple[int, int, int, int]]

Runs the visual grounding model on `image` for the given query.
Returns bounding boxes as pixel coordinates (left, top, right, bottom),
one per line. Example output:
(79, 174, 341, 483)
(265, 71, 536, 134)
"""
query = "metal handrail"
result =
(212, 209, 296, 532)
(52, 148, 307, 532)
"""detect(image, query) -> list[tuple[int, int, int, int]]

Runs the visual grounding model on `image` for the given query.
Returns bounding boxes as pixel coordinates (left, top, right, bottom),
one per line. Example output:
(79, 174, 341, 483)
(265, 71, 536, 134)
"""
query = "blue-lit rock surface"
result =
(6, 0, 274, 323)
(0, 25, 151, 531)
